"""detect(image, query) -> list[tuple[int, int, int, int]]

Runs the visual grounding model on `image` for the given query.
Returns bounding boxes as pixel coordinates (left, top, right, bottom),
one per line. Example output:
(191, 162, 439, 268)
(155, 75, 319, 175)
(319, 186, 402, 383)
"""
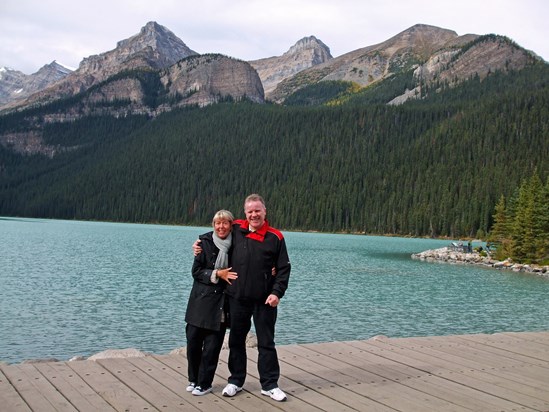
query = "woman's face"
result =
(214, 219, 232, 239)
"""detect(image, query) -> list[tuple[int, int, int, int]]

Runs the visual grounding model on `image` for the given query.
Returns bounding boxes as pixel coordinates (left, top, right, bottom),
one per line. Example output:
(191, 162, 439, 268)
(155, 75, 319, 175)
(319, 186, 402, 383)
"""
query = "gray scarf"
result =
(212, 232, 231, 269)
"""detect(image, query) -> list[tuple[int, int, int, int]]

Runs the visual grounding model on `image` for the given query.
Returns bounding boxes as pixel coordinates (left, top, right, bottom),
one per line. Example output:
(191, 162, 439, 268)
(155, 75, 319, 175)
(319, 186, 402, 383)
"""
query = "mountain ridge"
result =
(1, 21, 544, 112)
(0, 22, 198, 110)
(268, 24, 539, 103)
(0, 22, 545, 157)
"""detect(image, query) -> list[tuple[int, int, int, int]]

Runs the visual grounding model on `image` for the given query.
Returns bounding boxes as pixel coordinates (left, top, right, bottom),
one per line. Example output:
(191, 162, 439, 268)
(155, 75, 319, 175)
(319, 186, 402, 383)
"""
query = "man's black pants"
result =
(227, 296, 280, 390)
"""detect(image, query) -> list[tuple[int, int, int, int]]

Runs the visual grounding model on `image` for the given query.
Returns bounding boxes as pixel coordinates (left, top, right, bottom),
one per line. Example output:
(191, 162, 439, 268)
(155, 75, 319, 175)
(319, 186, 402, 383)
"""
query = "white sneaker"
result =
(222, 383, 243, 397)
(192, 386, 212, 396)
(186, 382, 196, 392)
(261, 387, 287, 402)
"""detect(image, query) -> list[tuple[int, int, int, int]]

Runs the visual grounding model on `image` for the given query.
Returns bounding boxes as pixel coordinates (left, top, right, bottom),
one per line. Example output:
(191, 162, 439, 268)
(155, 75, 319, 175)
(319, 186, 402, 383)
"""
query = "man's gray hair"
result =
(244, 193, 265, 208)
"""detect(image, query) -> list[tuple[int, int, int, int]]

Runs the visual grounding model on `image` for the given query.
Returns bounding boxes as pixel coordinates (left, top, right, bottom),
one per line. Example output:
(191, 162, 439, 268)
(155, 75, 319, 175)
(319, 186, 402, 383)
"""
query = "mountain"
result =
(0, 61, 72, 106)
(0, 22, 545, 157)
(0, 28, 330, 111)
(0, 20, 547, 239)
(1, 22, 198, 110)
(0, 63, 546, 238)
(249, 36, 332, 98)
(0, 53, 264, 156)
(1, 22, 543, 112)
(269, 24, 540, 103)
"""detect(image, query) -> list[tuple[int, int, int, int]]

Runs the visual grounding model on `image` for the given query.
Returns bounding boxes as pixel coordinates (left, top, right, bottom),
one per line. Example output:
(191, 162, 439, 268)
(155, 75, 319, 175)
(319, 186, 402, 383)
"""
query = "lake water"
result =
(1, 217, 549, 364)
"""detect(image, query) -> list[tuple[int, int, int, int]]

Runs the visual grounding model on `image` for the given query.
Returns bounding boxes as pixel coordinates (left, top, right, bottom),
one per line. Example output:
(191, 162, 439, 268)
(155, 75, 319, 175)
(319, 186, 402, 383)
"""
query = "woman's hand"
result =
(217, 267, 238, 285)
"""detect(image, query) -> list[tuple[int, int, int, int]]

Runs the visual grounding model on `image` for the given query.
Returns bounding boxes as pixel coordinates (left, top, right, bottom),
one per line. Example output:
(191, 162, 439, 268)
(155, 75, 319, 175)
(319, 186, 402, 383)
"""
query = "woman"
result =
(185, 210, 237, 396)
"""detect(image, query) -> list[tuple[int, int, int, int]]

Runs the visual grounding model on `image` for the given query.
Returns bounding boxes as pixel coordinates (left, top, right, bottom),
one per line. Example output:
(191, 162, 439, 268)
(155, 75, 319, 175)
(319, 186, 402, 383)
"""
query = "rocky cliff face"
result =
(162, 54, 264, 106)
(78, 54, 264, 116)
(0, 61, 72, 106)
(249, 36, 332, 99)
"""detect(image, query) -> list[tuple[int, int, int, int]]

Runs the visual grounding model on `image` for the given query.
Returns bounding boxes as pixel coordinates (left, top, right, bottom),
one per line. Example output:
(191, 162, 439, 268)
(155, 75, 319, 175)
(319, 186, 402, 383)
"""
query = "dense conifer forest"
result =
(0, 64, 547, 241)
(489, 172, 549, 264)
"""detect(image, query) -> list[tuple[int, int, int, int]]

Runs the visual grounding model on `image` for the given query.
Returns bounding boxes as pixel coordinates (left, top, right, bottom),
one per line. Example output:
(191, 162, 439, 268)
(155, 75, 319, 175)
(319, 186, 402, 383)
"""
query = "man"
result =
(195, 194, 291, 401)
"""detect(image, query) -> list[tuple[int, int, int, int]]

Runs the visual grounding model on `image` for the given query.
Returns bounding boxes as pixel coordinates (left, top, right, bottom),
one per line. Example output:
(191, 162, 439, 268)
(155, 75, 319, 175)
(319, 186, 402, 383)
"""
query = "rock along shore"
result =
(1, 332, 259, 365)
(411, 247, 549, 277)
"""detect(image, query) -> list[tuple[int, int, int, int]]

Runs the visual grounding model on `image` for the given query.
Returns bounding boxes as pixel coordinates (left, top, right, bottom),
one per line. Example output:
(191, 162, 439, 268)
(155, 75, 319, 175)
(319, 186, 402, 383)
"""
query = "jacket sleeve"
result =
(271, 238, 291, 299)
(191, 237, 217, 285)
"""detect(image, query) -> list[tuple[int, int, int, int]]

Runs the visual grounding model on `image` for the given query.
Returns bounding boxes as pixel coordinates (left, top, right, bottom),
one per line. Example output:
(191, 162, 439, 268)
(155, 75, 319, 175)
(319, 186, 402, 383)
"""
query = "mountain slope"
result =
(249, 36, 332, 98)
(270, 24, 539, 104)
(1, 22, 198, 110)
(0, 53, 264, 155)
(0, 61, 72, 106)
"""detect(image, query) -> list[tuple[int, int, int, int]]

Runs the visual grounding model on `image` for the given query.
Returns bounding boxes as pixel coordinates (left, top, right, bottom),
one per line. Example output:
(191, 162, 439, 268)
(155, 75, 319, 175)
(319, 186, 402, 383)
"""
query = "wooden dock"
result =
(1, 331, 548, 411)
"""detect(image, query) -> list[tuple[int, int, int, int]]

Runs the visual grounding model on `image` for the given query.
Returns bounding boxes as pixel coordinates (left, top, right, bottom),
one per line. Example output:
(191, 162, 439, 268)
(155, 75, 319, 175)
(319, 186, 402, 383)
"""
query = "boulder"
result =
(87, 348, 148, 361)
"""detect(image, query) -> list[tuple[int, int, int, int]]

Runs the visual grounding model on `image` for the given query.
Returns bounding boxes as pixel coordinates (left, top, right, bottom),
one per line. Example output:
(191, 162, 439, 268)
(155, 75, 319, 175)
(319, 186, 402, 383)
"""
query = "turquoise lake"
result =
(1, 217, 548, 364)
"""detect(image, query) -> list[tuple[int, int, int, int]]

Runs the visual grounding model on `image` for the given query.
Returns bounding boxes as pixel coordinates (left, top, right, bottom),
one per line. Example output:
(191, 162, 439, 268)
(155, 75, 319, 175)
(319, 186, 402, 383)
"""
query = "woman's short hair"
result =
(212, 209, 234, 225)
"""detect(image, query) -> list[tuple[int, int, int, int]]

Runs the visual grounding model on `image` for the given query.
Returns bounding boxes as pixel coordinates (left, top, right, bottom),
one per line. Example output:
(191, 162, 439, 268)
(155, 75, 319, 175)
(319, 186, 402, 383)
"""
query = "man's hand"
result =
(217, 267, 238, 285)
(265, 294, 279, 307)
(192, 239, 202, 256)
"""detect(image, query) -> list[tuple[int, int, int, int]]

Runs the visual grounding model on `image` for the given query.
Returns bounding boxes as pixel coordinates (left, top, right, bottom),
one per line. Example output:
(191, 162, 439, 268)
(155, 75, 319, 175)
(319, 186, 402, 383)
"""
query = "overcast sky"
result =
(1, 0, 547, 75)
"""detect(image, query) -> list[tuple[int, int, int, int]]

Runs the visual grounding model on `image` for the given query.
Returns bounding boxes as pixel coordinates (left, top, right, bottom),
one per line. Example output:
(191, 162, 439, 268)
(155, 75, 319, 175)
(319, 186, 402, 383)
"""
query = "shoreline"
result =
(411, 247, 549, 277)
(0, 333, 259, 366)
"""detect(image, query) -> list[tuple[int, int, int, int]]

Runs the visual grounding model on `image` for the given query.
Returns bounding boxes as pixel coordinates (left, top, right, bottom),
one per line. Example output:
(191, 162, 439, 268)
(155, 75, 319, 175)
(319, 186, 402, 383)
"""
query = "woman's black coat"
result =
(185, 232, 228, 331)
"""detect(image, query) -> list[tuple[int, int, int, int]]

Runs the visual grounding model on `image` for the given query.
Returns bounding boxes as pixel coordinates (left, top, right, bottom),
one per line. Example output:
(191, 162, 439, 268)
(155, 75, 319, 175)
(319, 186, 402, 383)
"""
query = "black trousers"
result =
(186, 323, 226, 388)
(227, 296, 280, 390)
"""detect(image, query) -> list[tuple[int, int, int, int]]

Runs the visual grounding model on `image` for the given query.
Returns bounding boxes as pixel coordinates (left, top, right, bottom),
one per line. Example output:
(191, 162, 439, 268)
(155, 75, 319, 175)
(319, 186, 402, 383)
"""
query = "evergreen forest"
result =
(489, 172, 549, 264)
(0, 64, 548, 242)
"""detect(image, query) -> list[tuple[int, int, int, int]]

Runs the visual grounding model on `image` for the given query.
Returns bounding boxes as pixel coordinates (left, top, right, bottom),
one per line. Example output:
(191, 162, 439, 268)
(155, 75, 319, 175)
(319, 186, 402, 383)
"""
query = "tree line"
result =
(0, 64, 547, 240)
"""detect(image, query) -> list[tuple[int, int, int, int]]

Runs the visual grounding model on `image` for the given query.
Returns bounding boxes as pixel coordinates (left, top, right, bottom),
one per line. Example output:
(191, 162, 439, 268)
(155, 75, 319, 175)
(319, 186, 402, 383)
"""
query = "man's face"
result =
(245, 200, 266, 231)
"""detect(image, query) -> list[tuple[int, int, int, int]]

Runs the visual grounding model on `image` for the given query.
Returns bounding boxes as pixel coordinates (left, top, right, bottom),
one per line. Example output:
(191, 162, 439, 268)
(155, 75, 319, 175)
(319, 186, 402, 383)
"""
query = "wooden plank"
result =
(0, 363, 76, 411)
(395, 336, 549, 383)
(128, 355, 241, 412)
(0, 367, 31, 412)
(33, 362, 116, 412)
(218, 347, 350, 412)
(296, 341, 515, 412)
(367, 337, 549, 403)
(223, 347, 358, 411)
(67, 358, 155, 411)
(500, 331, 549, 345)
(280, 343, 469, 412)
(2, 333, 549, 412)
(155, 353, 284, 412)
(272, 346, 396, 411)
(451, 335, 549, 368)
(354, 338, 549, 410)
(409, 333, 549, 362)
(296, 341, 518, 412)
(409, 333, 549, 360)
(350, 339, 547, 411)
(96, 357, 199, 411)
(457, 333, 549, 361)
